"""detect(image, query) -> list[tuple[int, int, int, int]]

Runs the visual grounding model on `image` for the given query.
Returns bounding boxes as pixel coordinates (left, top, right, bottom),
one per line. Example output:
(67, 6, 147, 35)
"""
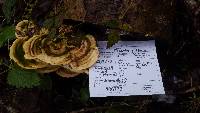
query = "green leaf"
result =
(120, 23, 132, 32)
(107, 30, 120, 48)
(43, 16, 61, 38)
(104, 20, 120, 28)
(43, 16, 61, 29)
(0, 26, 15, 47)
(2, 0, 16, 23)
(80, 88, 89, 103)
(7, 65, 41, 88)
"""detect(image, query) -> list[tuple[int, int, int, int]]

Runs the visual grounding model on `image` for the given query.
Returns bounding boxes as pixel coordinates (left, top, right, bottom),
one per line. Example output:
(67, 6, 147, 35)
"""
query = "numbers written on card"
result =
(89, 41, 165, 97)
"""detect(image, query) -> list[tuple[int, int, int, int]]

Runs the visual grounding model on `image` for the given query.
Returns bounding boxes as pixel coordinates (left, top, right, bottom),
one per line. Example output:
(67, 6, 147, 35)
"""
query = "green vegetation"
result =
(0, 26, 15, 47)
(104, 20, 132, 48)
(107, 30, 120, 48)
(7, 65, 41, 88)
(2, 0, 16, 23)
(104, 20, 120, 29)
(43, 16, 61, 38)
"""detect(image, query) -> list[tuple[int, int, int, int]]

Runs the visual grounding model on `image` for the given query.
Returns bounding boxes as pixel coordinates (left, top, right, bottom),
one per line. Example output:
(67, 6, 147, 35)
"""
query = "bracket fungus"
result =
(10, 20, 99, 78)
(15, 20, 38, 39)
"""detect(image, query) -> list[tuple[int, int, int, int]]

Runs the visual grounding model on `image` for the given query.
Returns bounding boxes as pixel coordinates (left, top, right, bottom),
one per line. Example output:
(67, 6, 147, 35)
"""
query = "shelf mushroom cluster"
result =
(9, 20, 99, 78)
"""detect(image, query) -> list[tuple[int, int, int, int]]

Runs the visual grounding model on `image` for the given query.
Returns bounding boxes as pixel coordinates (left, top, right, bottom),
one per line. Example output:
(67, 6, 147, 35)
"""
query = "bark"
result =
(63, 0, 175, 40)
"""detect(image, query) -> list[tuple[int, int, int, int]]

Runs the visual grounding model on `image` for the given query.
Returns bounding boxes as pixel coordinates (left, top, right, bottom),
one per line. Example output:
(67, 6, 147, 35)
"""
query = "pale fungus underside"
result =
(10, 20, 99, 78)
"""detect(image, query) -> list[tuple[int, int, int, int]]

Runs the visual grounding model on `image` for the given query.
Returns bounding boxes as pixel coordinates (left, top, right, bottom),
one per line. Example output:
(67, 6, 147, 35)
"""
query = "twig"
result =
(174, 41, 186, 55)
(118, 0, 142, 20)
(0, 69, 8, 75)
(185, 86, 200, 93)
(2, 62, 11, 68)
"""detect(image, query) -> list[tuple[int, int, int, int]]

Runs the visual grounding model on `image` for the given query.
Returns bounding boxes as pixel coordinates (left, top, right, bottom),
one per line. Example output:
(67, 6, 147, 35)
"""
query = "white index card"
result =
(89, 40, 165, 97)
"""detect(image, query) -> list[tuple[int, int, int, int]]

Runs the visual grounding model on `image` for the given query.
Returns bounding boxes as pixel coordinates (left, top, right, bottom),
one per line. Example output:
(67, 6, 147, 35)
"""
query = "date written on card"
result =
(89, 41, 165, 97)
